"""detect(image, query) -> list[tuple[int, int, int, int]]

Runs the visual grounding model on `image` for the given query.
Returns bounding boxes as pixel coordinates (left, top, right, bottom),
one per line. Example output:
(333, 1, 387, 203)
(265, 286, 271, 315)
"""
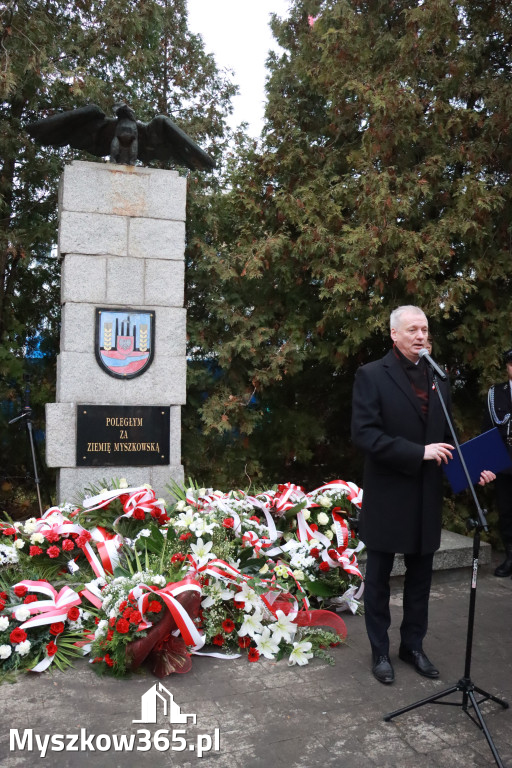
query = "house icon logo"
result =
(133, 682, 197, 725)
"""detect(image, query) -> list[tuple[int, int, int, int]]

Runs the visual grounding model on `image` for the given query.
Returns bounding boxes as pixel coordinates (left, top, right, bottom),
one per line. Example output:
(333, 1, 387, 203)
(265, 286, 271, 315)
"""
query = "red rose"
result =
(309, 523, 319, 532)
(310, 548, 320, 558)
(158, 514, 170, 524)
(222, 517, 234, 529)
(319, 561, 330, 572)
(44, 529, 60, 543)
(222, 619, 235, 634)
(248, 647, 260, 662)
(180, 532, 192, 541)
(62, 539, 75, 551)
(10, 627, 28, 644)
(0, 592, 7, 601)
(23, 595, 38, 604)
(67, 606, 80, 621)
(0, 601, 5, 611)
(29, 546, 43, 556)
(133, 509, 145, 520)
(116, 618, 130, 634)
(46, 641, 58, 656)
(13, 585, 28, 598)
(50, 622, 65, 636)
(238, 636, 251, 649)
(47, 546, 60, 558)
(212, 634, 224, 646)
(147, 600, 162, 613)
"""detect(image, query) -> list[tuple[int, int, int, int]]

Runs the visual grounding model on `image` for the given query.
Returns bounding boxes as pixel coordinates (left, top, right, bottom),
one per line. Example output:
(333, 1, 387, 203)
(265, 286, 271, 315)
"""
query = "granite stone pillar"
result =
(46, 161, 186, 502)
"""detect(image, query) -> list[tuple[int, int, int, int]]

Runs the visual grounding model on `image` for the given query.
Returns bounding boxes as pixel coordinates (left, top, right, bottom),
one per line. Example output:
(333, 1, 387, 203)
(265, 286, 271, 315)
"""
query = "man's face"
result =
(391, 310, 429, 363)
(507, 362, 512, 381)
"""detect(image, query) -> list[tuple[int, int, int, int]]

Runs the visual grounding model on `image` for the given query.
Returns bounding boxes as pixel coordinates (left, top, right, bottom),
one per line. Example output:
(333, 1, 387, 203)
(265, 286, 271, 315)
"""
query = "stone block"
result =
(169, 406, 182, 465)
(144, 259, 184, 306)
(57, 351, 186, 405)
(45, 403, 76, 467)
(106, 257, 145, 305)
(61, 255, 107, 304)
(59, 161, 186, 221)
(59, 211, 128, 256)
(128, 218, 185, 260)
(57, 465, 184, 505)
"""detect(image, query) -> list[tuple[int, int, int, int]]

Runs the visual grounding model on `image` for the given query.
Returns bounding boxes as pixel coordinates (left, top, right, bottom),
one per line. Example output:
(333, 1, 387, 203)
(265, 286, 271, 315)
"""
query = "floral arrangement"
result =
(0, 479, 364, 681)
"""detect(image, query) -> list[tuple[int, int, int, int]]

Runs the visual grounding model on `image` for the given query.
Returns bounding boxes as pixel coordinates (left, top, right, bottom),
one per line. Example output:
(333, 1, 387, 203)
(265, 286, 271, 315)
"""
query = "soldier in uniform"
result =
(483, 348, 512, 577)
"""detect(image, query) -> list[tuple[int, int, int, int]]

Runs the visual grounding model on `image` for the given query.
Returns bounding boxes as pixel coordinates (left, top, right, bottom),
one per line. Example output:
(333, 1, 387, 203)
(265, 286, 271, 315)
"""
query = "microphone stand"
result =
(8, 376, 44, 517)
(384, 372, 509, 768)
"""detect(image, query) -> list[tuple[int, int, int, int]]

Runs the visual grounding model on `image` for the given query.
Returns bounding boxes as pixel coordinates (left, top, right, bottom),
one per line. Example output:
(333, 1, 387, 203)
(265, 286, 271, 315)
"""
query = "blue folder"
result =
(443, 427, 512, 493)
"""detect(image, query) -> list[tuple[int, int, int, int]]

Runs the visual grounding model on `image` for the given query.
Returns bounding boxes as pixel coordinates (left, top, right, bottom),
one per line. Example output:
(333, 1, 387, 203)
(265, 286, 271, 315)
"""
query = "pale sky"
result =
(186, 0, 292, 137)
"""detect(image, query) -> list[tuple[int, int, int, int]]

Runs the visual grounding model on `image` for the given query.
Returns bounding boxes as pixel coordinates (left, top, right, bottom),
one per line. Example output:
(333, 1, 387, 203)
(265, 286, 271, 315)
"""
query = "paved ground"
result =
(0, 556, 511, 768)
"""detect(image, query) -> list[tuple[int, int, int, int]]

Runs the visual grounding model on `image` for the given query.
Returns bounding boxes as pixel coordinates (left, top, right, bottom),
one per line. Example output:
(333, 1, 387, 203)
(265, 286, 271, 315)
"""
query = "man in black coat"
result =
(483, 348, 512, 577)
(351, 305, 494, 684)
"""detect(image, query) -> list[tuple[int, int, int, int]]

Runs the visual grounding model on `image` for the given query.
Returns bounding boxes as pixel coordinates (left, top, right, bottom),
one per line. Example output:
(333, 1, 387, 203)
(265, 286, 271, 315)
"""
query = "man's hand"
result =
(423, 443, 454, 465)
(478, 470, 496, 486)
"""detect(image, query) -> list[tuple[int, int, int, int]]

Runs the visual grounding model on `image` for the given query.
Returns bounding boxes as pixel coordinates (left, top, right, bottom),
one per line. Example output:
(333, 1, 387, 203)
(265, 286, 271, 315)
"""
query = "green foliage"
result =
(185, 0, 512, 502)
(0, 0, 236, 505)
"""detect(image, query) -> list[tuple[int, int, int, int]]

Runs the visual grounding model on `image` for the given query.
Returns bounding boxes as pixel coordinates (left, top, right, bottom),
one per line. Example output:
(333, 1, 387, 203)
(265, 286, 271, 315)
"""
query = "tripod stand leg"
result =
(471, 685, 509, 711)
(467, 690, 506, 768)
(384, 684, 460, 721)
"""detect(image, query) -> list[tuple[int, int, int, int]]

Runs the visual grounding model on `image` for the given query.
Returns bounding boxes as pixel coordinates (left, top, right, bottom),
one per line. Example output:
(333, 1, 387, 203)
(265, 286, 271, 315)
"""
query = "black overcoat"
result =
(351, 349, 451, 555)
(482, 380, 512, 475)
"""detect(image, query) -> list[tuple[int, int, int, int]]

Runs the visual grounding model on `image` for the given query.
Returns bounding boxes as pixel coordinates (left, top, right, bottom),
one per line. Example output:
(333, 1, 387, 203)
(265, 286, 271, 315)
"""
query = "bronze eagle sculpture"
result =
(26, 103, 216, 171)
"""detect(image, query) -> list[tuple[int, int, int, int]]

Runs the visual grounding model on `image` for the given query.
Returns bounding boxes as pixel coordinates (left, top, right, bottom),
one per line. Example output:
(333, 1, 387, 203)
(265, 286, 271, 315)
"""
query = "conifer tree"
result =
(187, 0, 512, 489)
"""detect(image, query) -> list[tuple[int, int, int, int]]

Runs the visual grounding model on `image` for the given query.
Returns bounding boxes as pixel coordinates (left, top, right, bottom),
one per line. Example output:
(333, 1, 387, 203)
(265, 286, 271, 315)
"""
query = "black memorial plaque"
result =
(76, 405, 170, 466)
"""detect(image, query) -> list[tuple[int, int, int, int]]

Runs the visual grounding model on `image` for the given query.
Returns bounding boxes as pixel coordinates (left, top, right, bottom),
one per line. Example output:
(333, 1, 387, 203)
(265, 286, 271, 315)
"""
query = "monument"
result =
(45, 160, 187, 501)
(27, 104, 215, 503)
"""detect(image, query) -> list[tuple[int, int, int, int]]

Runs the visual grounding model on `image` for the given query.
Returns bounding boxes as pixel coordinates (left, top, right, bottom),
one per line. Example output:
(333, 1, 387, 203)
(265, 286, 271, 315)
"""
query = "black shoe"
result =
(372, 654, 394, 684)
(399, 646, 439, 678)
(494, 546, 512, 577)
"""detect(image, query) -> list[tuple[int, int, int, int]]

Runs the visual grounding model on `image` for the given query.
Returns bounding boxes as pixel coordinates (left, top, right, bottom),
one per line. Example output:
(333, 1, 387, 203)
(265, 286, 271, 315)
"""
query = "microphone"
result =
(418, 348, 447, 381)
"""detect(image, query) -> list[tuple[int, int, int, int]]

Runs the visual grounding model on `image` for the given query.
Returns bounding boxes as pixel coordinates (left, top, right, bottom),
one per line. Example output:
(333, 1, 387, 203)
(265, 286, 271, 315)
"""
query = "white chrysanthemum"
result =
(0, 616, 9, 631)
(254, 627, 280, 659)
(95, 619, 108, 638)
(317, 495, 331, 508)
(238, 608, 264, 638)
(151, 575, 166, 587)
(270, 610, 296, 644)
(23, 518, 38, 534)
(14, 539, 25, 549)
(14, 606, 31, 622)
(0, 645, 12, 660)
(288, 640, 314, 666)
(15, 640, 31, 656)
(30, 532, 45, 545)
(0, 544, 18, 565)
(317, 512, 330, 526)
(292, 569, 305, 581)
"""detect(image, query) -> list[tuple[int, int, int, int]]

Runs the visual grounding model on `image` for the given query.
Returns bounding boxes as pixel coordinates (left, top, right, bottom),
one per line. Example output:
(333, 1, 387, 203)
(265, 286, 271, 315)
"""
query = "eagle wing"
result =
(26, 105, 117, 158)
(137, 115, 216, 171)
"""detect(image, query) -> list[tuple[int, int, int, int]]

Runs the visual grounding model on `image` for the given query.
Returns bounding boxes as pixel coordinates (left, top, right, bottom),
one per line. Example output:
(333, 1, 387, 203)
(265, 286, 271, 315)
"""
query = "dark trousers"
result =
(496, 473, 512, 544)
(364, 549, 434, 658)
